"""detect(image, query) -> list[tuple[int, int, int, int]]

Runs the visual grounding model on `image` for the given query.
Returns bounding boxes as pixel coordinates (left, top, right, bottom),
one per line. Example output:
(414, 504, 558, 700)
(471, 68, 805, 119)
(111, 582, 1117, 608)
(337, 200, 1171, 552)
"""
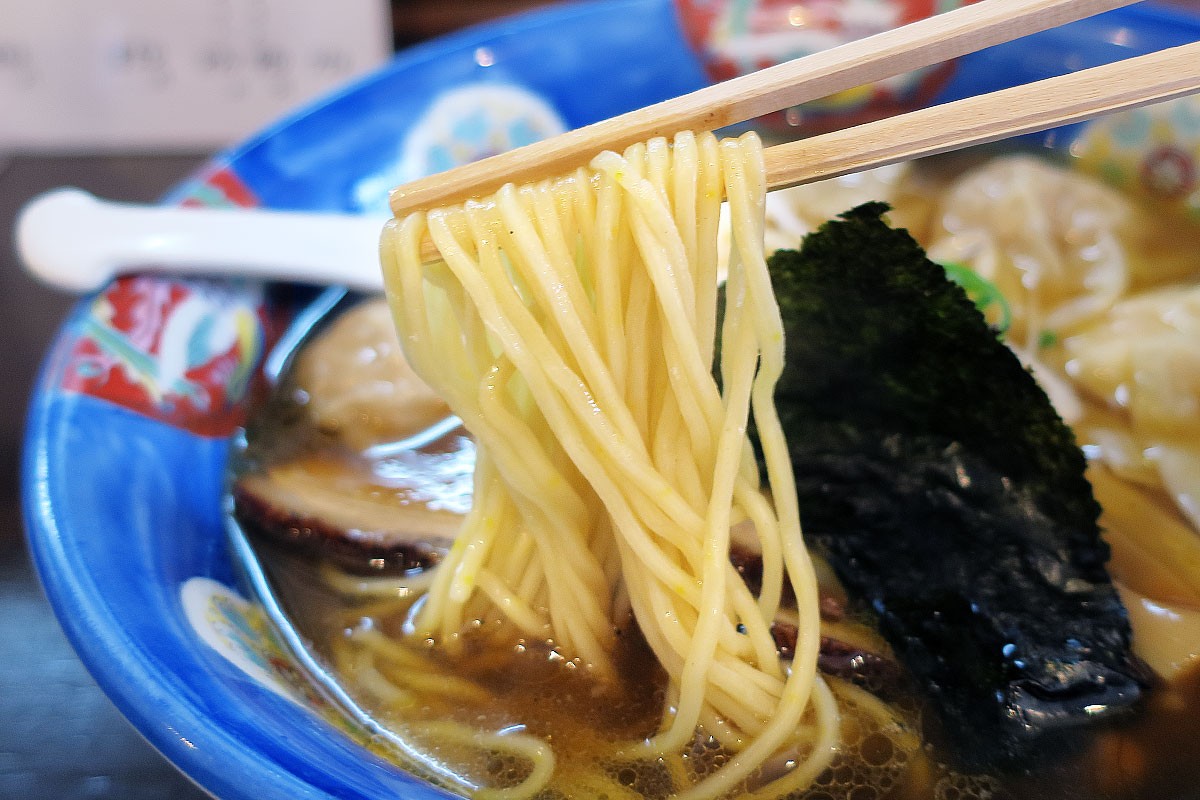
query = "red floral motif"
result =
(1139, 145, 1197, 201)
(180, 165, 260, 209)
(57, 166, 278, 438)
(674, 0, 975, 134)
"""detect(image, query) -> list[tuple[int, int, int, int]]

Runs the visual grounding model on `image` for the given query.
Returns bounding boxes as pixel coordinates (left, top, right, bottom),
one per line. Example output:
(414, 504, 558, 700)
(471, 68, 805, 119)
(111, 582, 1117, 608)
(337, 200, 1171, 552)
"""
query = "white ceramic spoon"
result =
(16, 187, 390, 293)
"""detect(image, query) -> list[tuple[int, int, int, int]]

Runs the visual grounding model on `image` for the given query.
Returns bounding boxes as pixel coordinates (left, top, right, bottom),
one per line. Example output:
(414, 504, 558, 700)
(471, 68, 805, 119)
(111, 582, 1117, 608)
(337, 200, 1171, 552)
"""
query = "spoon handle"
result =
(16, 187, 389, 293)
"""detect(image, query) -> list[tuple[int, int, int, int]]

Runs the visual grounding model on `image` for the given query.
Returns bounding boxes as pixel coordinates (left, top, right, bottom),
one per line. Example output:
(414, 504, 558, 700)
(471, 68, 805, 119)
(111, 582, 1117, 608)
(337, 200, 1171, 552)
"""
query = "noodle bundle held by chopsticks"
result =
(379, 131, 839, 799)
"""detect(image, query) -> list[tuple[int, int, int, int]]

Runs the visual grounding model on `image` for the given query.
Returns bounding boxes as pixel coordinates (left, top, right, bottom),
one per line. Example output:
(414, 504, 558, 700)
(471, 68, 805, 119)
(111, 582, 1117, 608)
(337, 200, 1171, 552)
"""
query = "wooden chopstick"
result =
(763, 40, 1200, 191)
(389, 0, 1139, 217)
(406, 41, 1200, 265)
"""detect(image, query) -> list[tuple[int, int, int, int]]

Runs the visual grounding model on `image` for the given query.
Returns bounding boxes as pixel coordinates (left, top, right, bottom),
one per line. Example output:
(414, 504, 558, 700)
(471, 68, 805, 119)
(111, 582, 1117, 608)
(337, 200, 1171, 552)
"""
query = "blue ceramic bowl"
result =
(23, 2, 1200, 798)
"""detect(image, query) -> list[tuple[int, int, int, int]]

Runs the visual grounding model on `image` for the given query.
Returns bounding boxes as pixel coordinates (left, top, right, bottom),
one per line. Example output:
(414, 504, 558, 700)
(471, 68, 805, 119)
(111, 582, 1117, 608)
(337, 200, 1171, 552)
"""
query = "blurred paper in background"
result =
(0, 0, 391, 152)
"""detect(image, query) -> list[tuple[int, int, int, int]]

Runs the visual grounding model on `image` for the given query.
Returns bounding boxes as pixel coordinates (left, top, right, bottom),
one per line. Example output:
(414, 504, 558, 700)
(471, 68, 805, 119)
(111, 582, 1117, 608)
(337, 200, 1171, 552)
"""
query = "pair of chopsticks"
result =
(389, 0, 1200, 225)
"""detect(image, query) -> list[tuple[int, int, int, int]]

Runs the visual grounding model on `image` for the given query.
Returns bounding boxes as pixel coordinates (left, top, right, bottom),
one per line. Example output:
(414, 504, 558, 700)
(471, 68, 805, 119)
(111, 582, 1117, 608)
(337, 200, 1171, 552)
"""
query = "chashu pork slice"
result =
(233, 434, 473, 573)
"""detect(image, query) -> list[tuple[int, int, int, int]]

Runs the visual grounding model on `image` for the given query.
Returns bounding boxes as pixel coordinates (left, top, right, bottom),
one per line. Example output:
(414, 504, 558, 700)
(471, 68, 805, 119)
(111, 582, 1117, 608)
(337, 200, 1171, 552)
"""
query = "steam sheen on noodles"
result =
(378, 131, 839, 798)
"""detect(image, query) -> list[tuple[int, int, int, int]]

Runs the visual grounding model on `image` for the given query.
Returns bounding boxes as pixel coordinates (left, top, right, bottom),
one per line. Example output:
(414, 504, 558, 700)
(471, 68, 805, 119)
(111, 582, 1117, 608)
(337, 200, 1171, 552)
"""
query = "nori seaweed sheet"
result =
(765, 203, 1146, 768)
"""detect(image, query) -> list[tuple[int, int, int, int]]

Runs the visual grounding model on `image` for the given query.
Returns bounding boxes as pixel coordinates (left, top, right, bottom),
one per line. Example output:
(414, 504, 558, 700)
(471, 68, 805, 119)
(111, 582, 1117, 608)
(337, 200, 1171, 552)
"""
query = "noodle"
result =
(377, 131, 839, 798)
(408, 721, 558, 800)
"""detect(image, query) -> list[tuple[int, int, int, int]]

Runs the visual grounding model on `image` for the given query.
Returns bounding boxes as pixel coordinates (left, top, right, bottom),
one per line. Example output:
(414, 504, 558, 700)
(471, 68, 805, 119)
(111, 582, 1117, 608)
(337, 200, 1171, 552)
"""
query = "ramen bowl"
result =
(22, 1, 1200, 798)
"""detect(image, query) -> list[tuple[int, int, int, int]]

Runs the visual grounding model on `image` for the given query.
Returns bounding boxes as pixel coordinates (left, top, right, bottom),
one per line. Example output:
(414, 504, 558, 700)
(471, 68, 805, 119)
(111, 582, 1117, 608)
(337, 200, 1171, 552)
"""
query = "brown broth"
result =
(258, 524, 1200, 800)
(253, 524, 1200, 800)
(258, 539, 929, 799)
